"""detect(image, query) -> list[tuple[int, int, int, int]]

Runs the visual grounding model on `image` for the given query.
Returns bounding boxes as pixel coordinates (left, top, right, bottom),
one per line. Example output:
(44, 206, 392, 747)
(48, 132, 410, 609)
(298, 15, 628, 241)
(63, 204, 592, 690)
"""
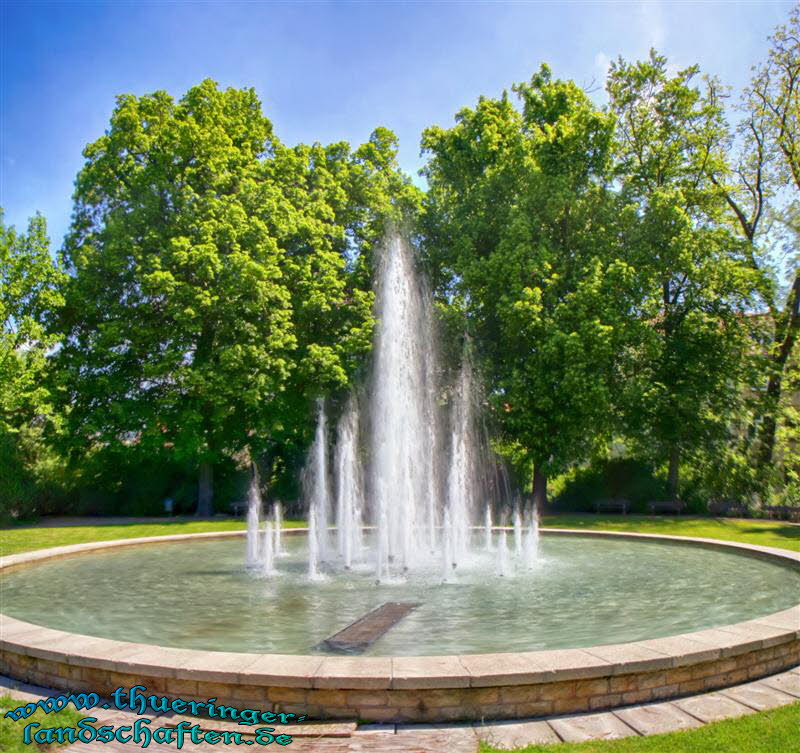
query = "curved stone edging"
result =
(1, 529, 799, 722)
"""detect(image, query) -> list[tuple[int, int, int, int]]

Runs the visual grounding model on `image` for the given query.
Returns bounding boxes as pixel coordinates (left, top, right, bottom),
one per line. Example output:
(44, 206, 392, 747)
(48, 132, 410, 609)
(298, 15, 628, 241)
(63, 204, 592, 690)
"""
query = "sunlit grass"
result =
(0, 695, 85, 752)
(480, 701, 800, 753)
(0, 519, 305, 557)
(540, 514, 800, 553)
(2, 514, 797, 558)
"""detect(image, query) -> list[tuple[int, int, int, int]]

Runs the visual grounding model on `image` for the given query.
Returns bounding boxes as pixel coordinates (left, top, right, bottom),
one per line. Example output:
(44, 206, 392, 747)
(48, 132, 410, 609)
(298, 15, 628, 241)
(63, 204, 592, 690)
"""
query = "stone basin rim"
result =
(1, 528, 799, 691)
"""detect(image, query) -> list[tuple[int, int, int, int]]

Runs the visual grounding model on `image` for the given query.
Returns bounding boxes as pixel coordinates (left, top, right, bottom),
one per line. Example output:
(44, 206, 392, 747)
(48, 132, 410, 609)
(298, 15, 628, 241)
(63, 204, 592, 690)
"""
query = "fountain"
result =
(244, 232, 531, 582)
(3, 236, 800, 725)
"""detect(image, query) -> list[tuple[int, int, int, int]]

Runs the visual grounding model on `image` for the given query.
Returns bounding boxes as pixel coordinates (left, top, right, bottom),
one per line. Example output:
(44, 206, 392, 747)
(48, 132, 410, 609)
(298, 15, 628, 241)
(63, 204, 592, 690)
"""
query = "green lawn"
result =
(0, 695, 84, 753)
(480, 700, 800, 753)
(2, 513, 798, 752)
(2, 514, 797, 557)
(0, 519, 306, 557)
(540, 514, 800, 553)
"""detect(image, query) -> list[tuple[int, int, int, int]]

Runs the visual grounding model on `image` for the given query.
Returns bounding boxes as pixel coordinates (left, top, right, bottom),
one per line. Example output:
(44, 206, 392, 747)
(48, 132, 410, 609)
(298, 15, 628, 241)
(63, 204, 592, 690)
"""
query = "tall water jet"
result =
(523, 505, 540, 568)
(335, 396, 363, 569)
(369, 234, 440, 576)
(445, 355, 478, 566)
(441, 507, 455, 582)
(376, 506, 390, 582)
(513, 505, 523, 555)
(308, 510, 320, 580)
(245, 471, 261, 567)
(484, 505, 494, 551)
(261, 520, 275, 575)
(282, 231, 514, 581)
(272, 502, 283, 557)
(305, 400, 332, 562)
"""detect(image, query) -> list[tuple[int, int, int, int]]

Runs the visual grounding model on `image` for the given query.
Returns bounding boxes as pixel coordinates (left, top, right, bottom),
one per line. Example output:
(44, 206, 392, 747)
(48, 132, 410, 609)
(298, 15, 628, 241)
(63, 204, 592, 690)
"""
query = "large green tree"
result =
(422, 66, 635, 506)
(57, 80, 414, 514)
(710, 4, 799, 477)
(607, 52, 763, 499)
(0, 212, 66, 520)
(1, 212, 64, 433)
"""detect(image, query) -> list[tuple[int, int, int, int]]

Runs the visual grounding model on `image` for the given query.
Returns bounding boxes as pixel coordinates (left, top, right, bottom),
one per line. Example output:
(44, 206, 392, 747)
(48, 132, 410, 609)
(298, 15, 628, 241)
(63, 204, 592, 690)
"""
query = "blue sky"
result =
(1, 0, 795, 249)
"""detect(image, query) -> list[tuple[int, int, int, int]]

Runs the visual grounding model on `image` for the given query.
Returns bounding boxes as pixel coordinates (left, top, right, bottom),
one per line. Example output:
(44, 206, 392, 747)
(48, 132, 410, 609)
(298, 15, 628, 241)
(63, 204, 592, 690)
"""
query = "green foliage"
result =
(552, 457, 669, 512)
(3, 9, 798, 516)
(0, 426, 73, 524)
(0, 212, 70, 522)
(56, 80, 416, 511)
(0, 212, 64, 433)
(607, 52, 765, 497)
(710, 5, 799, 479)
(422, 66, 635, 490)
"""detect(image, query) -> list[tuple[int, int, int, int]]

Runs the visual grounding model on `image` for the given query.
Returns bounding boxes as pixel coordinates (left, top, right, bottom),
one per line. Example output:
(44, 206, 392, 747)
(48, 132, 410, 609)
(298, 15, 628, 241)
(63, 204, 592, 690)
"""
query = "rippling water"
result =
(3, 534, 797, 655)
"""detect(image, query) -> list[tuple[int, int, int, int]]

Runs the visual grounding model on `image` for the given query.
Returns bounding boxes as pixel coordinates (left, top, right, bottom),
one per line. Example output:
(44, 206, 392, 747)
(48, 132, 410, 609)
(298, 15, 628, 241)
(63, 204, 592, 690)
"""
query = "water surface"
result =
(3, 534, 797, 655)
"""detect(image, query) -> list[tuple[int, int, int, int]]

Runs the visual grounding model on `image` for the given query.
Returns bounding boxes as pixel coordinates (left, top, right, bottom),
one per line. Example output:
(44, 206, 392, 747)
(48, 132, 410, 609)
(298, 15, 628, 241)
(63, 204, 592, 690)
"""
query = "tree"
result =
(422, 66, 634, 507)
(0, 211, 64, 433)
(251, 129, 421, 496)
(0, 212, 67, 521)
(607, 52, 763, 500)
(57, 80, 413, 515)
(710, 4, 799, 475)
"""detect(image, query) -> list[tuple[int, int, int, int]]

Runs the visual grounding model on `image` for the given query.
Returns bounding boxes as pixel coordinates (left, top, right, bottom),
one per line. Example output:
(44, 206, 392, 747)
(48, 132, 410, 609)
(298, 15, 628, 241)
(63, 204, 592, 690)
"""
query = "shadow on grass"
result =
(737, 525, 800, 540)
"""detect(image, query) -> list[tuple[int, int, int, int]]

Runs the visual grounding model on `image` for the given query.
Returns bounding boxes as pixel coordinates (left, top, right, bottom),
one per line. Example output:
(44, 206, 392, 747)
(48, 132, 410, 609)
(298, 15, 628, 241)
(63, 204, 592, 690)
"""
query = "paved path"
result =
(2, 668, 799, 752)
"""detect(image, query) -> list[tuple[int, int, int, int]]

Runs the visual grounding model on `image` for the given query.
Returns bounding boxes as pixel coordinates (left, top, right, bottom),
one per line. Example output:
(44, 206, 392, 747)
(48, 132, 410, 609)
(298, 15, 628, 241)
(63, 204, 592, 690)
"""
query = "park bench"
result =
(762, 505, 800, 522)
(229, 500, 246, 517)
(708, 500, 748, 518)
(593, 498, 630, 514)
(647, 499, 685, 515)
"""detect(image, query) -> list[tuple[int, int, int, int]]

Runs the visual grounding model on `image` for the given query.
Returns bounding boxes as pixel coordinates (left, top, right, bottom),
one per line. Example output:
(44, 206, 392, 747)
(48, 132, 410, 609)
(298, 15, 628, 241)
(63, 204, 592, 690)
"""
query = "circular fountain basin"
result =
(2, 529, 799, 722)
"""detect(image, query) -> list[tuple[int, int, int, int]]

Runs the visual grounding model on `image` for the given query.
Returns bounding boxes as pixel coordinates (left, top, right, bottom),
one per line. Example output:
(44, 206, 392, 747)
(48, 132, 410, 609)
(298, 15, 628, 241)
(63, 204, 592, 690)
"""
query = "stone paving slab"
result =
(614, 701, 704, 735)
(549, 711, 639, 742)
(383, 729, 478, 753)
(718, 680, 798, 710)
(673, 691, 757, 722)
(474, 719, 561, 748)
(758, 671, 800, 698)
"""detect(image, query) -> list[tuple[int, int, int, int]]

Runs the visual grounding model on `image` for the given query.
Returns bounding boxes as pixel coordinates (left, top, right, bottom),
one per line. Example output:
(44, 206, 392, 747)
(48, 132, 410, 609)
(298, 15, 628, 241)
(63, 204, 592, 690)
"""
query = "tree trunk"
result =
(532, 465, 548, 511)
(196, 461, 214, 517)
(667, 443, 680, 500)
